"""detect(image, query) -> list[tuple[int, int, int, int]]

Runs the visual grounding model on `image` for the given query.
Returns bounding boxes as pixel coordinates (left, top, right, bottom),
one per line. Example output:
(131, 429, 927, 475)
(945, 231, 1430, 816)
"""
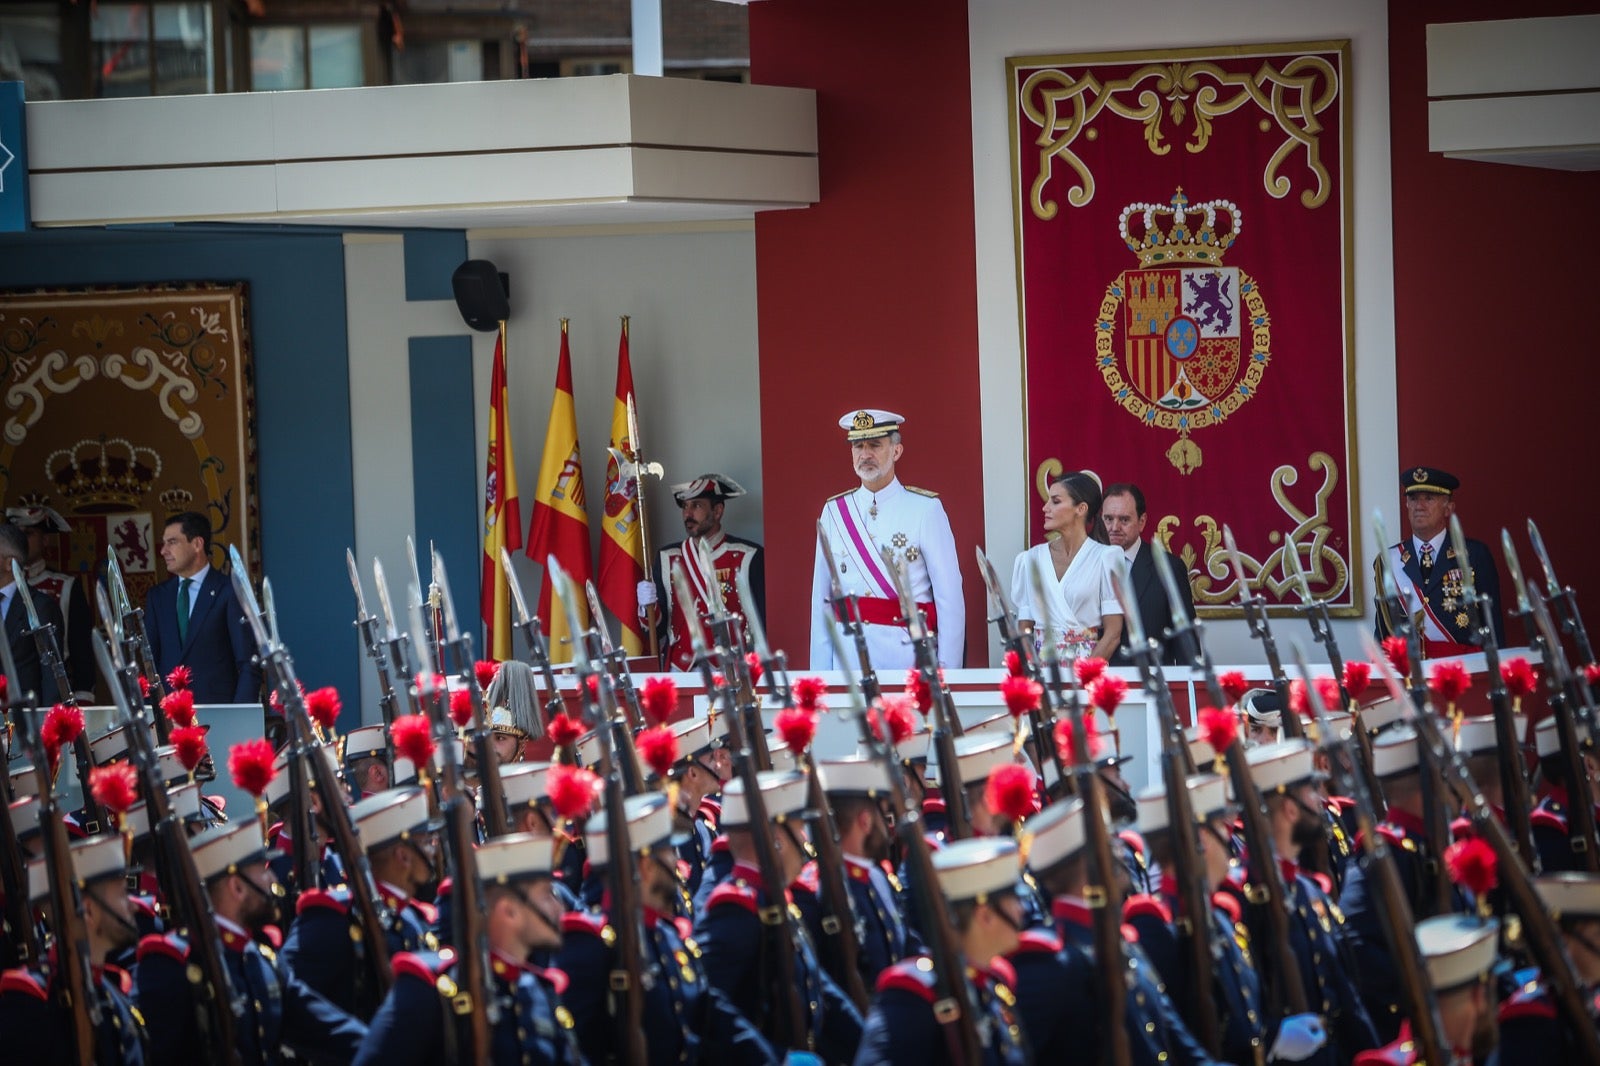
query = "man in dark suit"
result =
(1102, 483, 1194, 665)
(145, 511, 261, 704)
(0, 521, 66, 703)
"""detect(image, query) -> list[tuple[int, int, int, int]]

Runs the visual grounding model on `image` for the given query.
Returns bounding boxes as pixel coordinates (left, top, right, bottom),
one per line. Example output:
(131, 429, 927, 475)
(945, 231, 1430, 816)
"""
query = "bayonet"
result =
(262, 576, 281, 647)
(1151, 542, 1226, 714)
(1224, 524, 1301, 739)
(1530, 519, 1596, 668)
(372, 558, 400, 640)
(227, 546, 271, 652)
(347, 549, 369, 619)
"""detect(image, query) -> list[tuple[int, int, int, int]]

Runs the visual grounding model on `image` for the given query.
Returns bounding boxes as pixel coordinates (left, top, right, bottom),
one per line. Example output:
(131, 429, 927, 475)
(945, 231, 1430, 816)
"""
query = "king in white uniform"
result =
(810, 409, 964, 671)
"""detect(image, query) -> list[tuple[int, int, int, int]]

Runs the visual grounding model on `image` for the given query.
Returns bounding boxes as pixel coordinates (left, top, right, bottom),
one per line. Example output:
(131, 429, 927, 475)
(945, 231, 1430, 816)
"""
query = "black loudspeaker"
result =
(452, 259, 511, 332)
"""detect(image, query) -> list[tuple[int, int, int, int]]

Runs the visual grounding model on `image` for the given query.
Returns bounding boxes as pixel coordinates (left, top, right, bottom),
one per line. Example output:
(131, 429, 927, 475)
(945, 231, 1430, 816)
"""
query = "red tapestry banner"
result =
(1011, 42, 1358, 614)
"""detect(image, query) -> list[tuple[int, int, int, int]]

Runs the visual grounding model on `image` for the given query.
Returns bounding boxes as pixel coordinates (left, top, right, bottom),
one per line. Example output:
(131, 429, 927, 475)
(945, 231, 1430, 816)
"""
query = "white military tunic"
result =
(810, 477, 964, 671)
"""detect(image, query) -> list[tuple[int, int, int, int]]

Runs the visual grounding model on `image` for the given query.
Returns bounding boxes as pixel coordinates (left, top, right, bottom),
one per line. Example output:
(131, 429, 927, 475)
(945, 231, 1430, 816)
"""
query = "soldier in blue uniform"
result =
(355, 831, 584, 1065)
(1529, 715, 1599, 874)
(115, 779, 212, 964)
(264, 740, 346, 897)
(134, 820, 367, 1064)
(854, 837, 1030, 1066)
(816, 755, 912, 987)
(1497, 873, 1600, 1060)
(664, 717, 723, 899)
(558, 790, 777, 1064)
(282, 784, 441, 1018)
(693, 768, 864, 1062)
(1354, 915, 1500, 1066)
(0, 834, 147, 1065)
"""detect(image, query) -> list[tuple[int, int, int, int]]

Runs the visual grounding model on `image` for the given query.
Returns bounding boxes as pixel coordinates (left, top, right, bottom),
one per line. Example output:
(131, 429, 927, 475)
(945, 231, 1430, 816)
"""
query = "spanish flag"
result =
(598, 317, 647, 655)
(480, 324, 523, 660)
(527, 320, 591, 660)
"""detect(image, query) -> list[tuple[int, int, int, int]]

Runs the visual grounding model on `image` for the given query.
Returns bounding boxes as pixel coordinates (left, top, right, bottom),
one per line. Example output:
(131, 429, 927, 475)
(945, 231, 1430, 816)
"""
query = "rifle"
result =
(371, 558, 423, 722)
(1366, 630, 1600, 1066)
(816, 522, 882, 704)
(695, 539, 773, 774)
(1502, 532, 1600, 872)
(1222, 526, 1302, 740)
(1109, 558, 1219, 1056)
(884, 547, 969, 840)
(348, 548, 400, 779)
(1026, 554, 1131, 1066)
(1152, 541, 1225, 725)
(403, 572, 494, 1061)
(262, 576, 318, 901)
(1530, 520, 1596, 670)
(976, 547, 1067, 790)
(1446, 517, 1537, 870)
(672, 564, 807, 1048)
(11, 560, 102, 833)
(0, 714, 37, 968)
(555, 558, 649, 1066)
(227, 548, 395, 998)
(823, 618, 984, 1065)
(434, 550, 513, 838)
(106, 550, 170, 744)
(501, 547, 571, 732)
(583, 580, 647, 795)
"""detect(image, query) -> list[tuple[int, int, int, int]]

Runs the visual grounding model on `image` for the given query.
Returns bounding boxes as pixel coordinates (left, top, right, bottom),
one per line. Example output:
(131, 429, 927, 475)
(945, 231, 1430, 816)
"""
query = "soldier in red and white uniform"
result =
(643, 474, 764, 671)
(7, 503, 95, 699)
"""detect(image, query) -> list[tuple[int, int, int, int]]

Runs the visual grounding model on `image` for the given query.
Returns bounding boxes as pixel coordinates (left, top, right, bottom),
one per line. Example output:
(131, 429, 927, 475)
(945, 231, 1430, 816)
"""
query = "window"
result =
(0, 5, 65, 101)
(91, 2, 215, 97)
(391, 39, 484, 85)
(250, 23, 363, 91)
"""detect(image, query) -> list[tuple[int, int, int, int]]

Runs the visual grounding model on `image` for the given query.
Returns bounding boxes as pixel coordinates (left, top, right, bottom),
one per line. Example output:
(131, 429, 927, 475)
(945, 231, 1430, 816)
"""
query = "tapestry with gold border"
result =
(1010, 41, 1358, 614)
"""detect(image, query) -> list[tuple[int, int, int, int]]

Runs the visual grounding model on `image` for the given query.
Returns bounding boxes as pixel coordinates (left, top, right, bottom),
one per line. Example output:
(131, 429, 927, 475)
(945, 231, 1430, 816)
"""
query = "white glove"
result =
(1268, 1014, 1327, 1062)
(636, 580, 658, 607)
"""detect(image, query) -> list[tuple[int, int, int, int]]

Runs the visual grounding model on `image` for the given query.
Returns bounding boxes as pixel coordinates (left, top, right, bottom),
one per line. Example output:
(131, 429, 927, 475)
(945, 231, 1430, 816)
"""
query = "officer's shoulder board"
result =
(905, 486, 939, 498)
(0, 967, 47, 1000)
(1211, 890, 1243, 925)
(826, 488, 854, 502)
(408, 898, 440, 925)
(136, 932, 190, 964)
(876, 957, 938, 1002)
(560, 910, 614, 945)
(392, 950, 456, 984)
(707, 880, 760, 915)
(1121, 893, 1172, 925)
(295, 885, 353, 917)
(129, 894, 160, 920)
(1498, 982, 1557, 1023)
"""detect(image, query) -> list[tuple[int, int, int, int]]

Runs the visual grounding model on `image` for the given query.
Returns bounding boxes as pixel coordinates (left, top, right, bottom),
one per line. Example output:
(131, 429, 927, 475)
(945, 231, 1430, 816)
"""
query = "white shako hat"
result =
(26, 834, 129, 904)
(966, 710, 1016, 739)
(669, 717, 718, 764)
(1022, 796, 1087, 872)
(1245, 738, 1323, 794)
(266, 743, 341, 808)
(125, 781, 207, 840)
(1185, 723, 1234, 767)
(1135, 773, 1230, 835)
(191, 820, 272, 883)
(8, 763, 40, 799)
(500, 762, 555, 811)
(1534, 872, 1600, 917)
(933, 836, 1021, 903)
(1533, 715, 1589, 758)
(153, 745, 191, 786)
(9, 794, 41, 842)
(927, 731, 1016, 788)
(343, 724, 388, 764)
(585, 791, 677, 866)
(1415, 915, 1500, 992)
(351, 786, 436, 850)
(1359, 696, 1411, 734)
(1452, 715, 1501, 758)
(671, 474, 747, 505)
(839, 409, 905, 442)
(476, 832, 556, 885)
(89, 725, 131, 766)
(816, 755, 893, 798)
(720, 769, 811, 828)
(1370, 726, 1423, 778)
(885, 726, 933, 767)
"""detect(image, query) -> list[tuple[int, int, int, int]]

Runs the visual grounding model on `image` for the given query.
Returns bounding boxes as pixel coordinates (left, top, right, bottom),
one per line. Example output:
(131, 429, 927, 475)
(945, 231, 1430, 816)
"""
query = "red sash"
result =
(835, 595, 937, 631)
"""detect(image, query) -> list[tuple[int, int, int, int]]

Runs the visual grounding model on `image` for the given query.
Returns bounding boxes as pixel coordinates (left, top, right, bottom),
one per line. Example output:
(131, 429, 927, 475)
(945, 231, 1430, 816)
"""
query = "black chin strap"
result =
(82, 884, 143, 944)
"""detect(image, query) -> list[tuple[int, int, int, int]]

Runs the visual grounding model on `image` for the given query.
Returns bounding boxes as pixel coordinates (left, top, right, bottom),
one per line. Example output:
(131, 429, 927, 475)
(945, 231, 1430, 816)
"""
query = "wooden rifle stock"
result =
(0, 728, 38, 967)
(802, 752, 871, 1010)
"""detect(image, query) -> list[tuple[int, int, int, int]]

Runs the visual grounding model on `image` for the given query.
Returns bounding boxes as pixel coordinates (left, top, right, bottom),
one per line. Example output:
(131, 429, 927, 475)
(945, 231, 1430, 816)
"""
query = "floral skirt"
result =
(1033, 626, 1098, 662)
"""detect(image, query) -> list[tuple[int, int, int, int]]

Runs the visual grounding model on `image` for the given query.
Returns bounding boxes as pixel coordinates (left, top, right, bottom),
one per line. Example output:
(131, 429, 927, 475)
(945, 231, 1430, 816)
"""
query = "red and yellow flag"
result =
(527, 320, 591, 660)
(480, 324, 523, 660)
(598, 317, 647, 654)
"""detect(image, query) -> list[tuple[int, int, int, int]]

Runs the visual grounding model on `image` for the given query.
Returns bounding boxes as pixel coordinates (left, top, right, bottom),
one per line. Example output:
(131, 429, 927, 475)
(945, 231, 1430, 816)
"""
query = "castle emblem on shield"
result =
(1094, 189, 1271, 474)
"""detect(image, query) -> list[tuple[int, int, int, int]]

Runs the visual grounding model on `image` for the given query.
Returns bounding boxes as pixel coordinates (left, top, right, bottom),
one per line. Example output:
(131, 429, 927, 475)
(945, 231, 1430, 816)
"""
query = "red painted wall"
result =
(1390, 1, 1600, 644)
(748, 0, 987, 668)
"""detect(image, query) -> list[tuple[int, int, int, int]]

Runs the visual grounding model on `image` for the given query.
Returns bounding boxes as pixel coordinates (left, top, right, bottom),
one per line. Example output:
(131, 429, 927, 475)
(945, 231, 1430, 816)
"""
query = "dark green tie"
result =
(177, 577, 192, 643)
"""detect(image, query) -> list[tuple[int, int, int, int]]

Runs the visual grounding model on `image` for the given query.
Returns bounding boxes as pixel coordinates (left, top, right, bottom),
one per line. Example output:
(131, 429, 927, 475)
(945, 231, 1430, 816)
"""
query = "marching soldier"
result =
(354, 832, 584, 1065)
(559, 790, 777, 1063)
(646, 474, 765, 672)
(345, 724, 397, 799)
(1529, 715, 1599, 873)
(1497, 873, 1600, 1059)
(663, 717, 726, 900)
(1374, 466, 1503, 654)
(810, 409, 964, 672)
(1354, 915, 1501, 1066)
(816, 755, 913, 987)
(854, 836, 1030, 1065)
(135, 820, 367, 1064)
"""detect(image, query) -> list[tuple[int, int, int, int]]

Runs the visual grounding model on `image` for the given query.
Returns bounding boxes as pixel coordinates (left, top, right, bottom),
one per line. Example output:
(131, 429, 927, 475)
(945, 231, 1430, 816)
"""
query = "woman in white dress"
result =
(1010, 471, 1125, 661)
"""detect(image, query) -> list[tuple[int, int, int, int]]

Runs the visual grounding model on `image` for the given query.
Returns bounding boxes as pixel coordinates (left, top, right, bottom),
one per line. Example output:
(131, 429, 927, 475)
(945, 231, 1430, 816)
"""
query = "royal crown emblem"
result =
(45, 437, 162, 514)
(158, 485, 195, 516)
(1094, 188, 1271, 475)
(852, 411, 876, 431)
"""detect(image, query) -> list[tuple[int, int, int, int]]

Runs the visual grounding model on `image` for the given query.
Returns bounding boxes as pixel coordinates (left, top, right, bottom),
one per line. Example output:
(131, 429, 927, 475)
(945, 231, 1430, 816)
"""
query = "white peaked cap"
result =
(1023, 796, 1088, 871)
(1135, 773, 1230, 835)
(1245, 739, 1322, 793)
(838, 409, 905, 441)
(1360, 697, 1411, 733)
(585, 792, 675, 866)
(1452, 715, 1500, 758)
(351, 786, 434, 850)
(476, 832, 556, 885)
(9, 795, 41, 840)
(8, 764, 40, 799)
(1416, 914, 1499, 991)
(125, 781, 206, 840)
(500, 762, 554, 810)
(720, 769, 810, 828)
(191, 821, 271, 883)
(266, 743, 341, 807)
(816, 756, 892, 797)
(932, 836, 1020, 902)
(1535, 871, 1600, 917)
(1370, 726, 1422, 778)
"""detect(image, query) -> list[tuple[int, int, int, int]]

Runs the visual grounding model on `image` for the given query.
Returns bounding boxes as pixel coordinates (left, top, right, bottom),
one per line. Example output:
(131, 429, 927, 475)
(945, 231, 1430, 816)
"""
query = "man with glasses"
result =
(145, 510, 261, 703)
(1101, 482, 1194, 665)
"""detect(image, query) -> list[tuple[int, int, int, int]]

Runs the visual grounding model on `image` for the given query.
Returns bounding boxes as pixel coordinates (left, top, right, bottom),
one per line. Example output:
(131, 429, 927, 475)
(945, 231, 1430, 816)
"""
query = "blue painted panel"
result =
(0, 83, 29, 232)
(408, 335, 480, 648)
(404, 230, 467, 303)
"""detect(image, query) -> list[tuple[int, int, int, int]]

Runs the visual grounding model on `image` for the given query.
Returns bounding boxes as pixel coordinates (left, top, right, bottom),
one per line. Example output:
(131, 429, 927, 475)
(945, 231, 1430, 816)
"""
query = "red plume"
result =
(1501, 657, 1538, 697)
(89, 763, 139, 814)
(40, 704, 85, 774)
(1004, 650, 1026, 678)
(905, 670, 933, 715)
(985, 762, 1038, 822)
(164, 665, 192, 691)
(1218, 670, 1250, 707)
(547, 763, 601, 820)
(1054, 715, 1101, 766)
(449, 689, 474, 728)
(160, 689, 196, 729)
(1342, 661, 1372, 702)
(775, 707, 818, 756)
(414, 672, 446, 697)
(869, 694, 915, 745)
(636, 725, 679, 780)
(172, 725, 209, 772)
(227, 738, 277, 799)
(547, 713, 584, 747)
(1089, 674, 1128, 717)
(792, 676, 828, 712)
(1001, 675, 1043, 719)
(1428, 661, 1471, 704)
(1586, 663, 1600, 686)
(306, 687, 342, 733)
(1382, 637, 1411, 677)
(641, 676, 679, 727)
(1075, 657, 1108, 687)
(137, 675, 149, 698)
(391, 714, 435, 769)
(745, 652, 764, 688)
(1289, 679, 1309, 719)
(1198, 707, 1239, 754)
(1444, 837, 1498, 896)
(1316, 677, 1343, 714)
(268, 680, 307, 716)
(475, 660, 500, 690)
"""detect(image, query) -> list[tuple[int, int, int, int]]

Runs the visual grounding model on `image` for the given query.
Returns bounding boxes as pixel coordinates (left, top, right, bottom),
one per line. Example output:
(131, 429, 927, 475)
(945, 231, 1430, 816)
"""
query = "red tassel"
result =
(1444, 837, 1497, 896)
(1074, 657, 1107, 687)
(792, 676, 828, 712)
(1342, 661, 1372, 702)
(137, 675, 149, 699)
(391, 714, 435, 769)
(1001, 675, 1042, 719)
(172, 725, 209, 772)
(547, 713, 584, 747)
(905, 670, 933, 715)
(475, 660, 500, 690)
(1218, 670, 1250, 707)
(775, 707, 818, 756)
(1501, 657, 1537, 697)
(636, 725, 679, 780)
(1197, 707, 1239, 754)
(164, 665, 192, 691)
(745, 652, 764, 688)
(1004, 650, 1026, 678)
(89, 763, 139, 814)
(985, 762, 1038, 821)
(449, 689, 474, 728)
(1089, 674, 1128, 717)
(1586, 663, 1600, 686)
(160, 689, 196, 729)
(1382, 637, 1410, 677)
(40, 704, 85, 775)
(1054, 715, 1101, 766)
(305, 687, 342, 733)
(1428, 661, 1471, 703)
(547, 763, 601, 820)
(1315, 677, 1342, 714)
(227, 738, 277, 798)
(641, 676, 678, 727)
(868, 694, 915, 746)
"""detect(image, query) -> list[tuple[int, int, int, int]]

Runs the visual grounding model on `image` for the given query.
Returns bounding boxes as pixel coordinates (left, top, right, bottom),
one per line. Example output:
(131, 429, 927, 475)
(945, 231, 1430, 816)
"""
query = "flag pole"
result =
(621, 316, 663, 665)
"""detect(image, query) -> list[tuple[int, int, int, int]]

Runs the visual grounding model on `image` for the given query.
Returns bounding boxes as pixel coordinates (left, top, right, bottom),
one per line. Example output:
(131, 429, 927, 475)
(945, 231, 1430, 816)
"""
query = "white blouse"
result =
(1010, 540, 1123, 655)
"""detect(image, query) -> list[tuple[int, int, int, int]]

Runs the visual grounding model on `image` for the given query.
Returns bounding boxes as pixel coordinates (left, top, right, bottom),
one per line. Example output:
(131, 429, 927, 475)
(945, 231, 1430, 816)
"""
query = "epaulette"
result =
(1117, 828, 1149, 862)
(708, 880, 760, 915)
(259, 925, 284, 950)
(1012, 928, 1063, 955)
(1211, 891, 1242, 924)
(1327, 795, 1356, 813)
(437, 877, 454, 901)
(826, 488, 854, 502)
(1530, 808, 1567, 832)
(408, 898, 439, 925)
(1355, 824, 1406, 851)
(795, 861, 821, 895)
(136, 932, 189, 964)
(876, 958, 937, 1002)
(129, 895, 159, 920)
(295, 886, 352, 917)
(710, 834, 731, 854)
(1120, 923, 1140, 945)
(1499, 984, 1557, 1023)
(1351, 1038, 1419, 1066)
(1122, 894, 1171, 925)
(1309, 871, 1334, 897)
(906, 486, 939, 498)
(392, 950, 455, 984)
(561, 911, 611, 940)
(538, 965, 570, 995)
(922, 795, 947, 816)
(697, 797, 722, 826)
(102, 963, 133, 996)
(987, 955, 1017, 989)
(671, 916, 693, 942)
(266, 821, 285, 848)
(0, 968, 47, 1000)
